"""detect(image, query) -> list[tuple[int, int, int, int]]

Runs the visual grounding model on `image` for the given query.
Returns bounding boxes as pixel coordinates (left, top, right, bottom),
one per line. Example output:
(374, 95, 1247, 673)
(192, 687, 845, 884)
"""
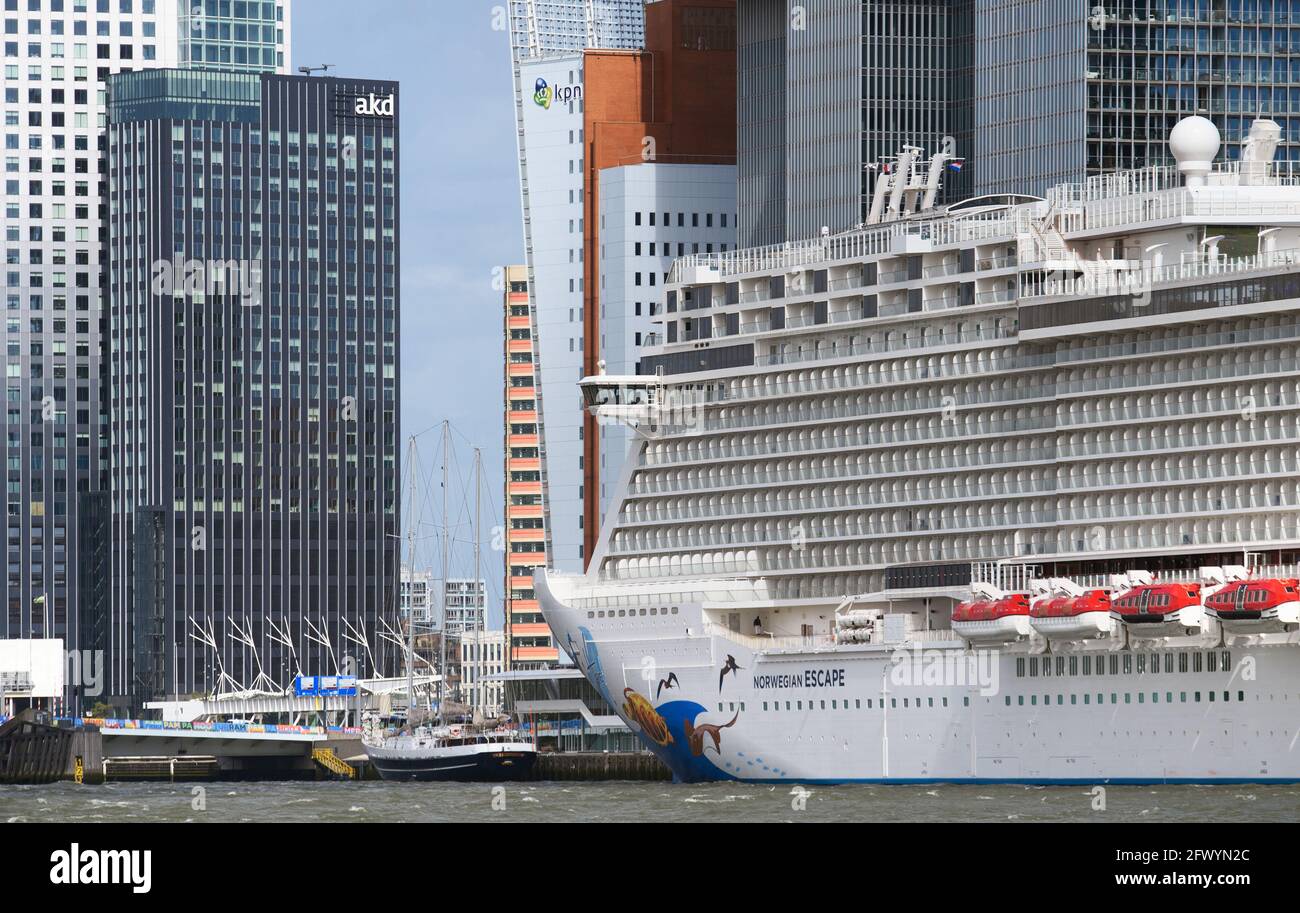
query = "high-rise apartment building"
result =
(443, 578, 485, 635)
(177, 1, 290, 72)
(738, 0, 968, 247)
(738, 0, 1300, 245)
(508, 0, 646, 591)
(509, 0, 645, 60)
(458, 628, 505, 716)
(582, 0, 738, 547)
(400, 565, 434, 626)
(980, 0, 1300, 194)
(101, 69, 400, 708)
(502, 264, 553, 666)
(1, 0, 291, 709)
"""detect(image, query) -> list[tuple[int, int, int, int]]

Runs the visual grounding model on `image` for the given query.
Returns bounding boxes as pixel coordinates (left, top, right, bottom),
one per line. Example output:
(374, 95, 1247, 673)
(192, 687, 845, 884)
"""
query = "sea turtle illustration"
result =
(621, 688, 673, 746)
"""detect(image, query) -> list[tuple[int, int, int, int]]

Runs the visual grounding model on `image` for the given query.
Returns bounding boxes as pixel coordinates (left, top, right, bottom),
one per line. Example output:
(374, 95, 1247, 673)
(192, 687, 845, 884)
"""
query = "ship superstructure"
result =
(538, 117, 1300, 784)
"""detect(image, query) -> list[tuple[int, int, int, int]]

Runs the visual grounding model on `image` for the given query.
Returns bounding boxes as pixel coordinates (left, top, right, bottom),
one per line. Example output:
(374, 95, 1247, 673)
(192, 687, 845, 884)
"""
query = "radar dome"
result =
(1169, 116, 1221, 186)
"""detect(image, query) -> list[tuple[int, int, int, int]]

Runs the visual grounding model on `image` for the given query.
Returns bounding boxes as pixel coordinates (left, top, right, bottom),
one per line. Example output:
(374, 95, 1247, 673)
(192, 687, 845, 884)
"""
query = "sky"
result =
(294, 1, 523, 625)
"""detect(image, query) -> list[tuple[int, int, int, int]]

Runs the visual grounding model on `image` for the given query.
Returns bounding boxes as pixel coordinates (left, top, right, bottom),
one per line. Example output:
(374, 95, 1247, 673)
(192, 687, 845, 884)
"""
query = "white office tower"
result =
(509, 0, 644, 61)
(540, 117, 1300, 784)
(596, 163, 736, 525)
(508, 0, 644, 574)
(1, 0, 291, 702)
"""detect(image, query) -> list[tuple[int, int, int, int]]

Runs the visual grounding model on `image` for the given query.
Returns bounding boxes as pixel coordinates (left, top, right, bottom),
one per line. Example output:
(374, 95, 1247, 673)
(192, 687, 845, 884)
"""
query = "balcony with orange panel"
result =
(512, 647, 559, 664)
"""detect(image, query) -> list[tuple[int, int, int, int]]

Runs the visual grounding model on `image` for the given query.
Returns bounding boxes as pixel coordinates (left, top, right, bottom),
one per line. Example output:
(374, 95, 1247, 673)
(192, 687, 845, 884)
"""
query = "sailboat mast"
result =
(473, 447, 482, 718)
(439, 420, 451, 722)
(404, 434, 418, 724)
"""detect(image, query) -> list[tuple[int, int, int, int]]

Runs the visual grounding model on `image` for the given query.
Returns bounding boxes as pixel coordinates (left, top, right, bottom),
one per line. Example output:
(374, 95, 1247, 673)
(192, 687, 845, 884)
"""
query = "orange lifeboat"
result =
(952, 594, 1031, 644)
(1029, 588, 1115, 641)
(1111, 582, 1205, 637)
(1204, 578, 1300, 634)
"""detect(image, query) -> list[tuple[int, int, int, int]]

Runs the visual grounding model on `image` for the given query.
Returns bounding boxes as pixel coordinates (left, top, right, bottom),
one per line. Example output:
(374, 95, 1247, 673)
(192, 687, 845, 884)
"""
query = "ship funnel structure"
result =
(1240, 118, 1282, 185)
(1169, 115, 1220, 187)
(867, 143, 955, 225)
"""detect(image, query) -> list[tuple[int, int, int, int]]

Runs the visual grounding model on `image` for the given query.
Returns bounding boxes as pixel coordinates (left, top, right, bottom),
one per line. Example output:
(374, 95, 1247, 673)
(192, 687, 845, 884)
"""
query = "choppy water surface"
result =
(3, 781, 1298, 823)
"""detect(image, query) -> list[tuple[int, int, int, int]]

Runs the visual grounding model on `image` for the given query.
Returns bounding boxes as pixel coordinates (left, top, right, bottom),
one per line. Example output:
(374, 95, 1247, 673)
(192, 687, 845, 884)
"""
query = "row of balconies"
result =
(619, 471, 1300, 528)
(628, 430, 1300, 498)
(609, 495, 1300, 558)
(598, 513, 1300, 581)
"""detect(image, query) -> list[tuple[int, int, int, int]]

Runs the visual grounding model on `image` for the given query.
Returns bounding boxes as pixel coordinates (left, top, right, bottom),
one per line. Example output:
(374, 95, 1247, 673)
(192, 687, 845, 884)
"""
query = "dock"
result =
(534, 751, 671, 782)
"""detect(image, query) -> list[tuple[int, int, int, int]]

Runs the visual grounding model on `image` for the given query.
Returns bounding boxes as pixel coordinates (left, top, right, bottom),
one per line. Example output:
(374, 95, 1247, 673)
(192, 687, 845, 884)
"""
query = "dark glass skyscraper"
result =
(100, 70, 400, 708)
(739, 0, 1300, 244)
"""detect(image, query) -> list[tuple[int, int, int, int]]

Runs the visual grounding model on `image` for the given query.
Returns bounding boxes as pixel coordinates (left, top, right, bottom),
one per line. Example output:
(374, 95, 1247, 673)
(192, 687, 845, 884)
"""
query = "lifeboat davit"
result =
(1111, 582, 1205, 637)
(1204, 578, 1300, 634)
(1030, 589, 1114, 641)
(952, 593, 1031, 644)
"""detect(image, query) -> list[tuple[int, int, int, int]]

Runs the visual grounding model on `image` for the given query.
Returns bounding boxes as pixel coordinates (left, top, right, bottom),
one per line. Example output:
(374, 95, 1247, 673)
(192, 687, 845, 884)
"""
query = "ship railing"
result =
(566, 586, 760, 609)
(746, 325, 1017, 369)
(637, 413, 1058, 467)
(608, 509, 1075, 556)
(1066, 564, 1300, 591)
(1057, 354, 1300, 396)
(977, 254, 1018, 270)
(634, 443, 1060, 484)
(620, 481, 1063, 524)
(1024, 246, 1300, 301)
(1057, 529, 1300, 556)
(696, 384, 1056, 435)
(702, 348, 1053, 409)
(828, 273, 865, 291)
(1056, 319, 1300, 365)
(703, 623, 963, 654)
(1057, 460, 1299, 492)
(621, 462, 1300, 523)
(703, 623, 838, 653)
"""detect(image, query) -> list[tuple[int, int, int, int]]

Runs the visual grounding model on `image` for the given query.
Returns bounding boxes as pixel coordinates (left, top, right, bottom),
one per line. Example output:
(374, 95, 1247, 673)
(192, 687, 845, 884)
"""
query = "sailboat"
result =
(365, 425, 537, 782)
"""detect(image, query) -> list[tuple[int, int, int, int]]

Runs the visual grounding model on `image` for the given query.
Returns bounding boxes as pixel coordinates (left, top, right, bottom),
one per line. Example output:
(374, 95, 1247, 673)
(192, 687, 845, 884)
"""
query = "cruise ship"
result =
(538, 116, 1300, 784)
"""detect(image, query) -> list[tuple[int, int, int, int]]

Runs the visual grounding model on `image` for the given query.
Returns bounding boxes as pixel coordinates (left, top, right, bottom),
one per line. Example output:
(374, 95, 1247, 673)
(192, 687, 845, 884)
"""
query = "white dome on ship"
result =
(1169, 116, 1220, 185)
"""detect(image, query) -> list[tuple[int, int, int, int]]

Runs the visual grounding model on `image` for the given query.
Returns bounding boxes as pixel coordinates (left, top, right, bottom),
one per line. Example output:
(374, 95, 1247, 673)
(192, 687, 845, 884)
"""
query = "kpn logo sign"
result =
(532, 77, 582, 110)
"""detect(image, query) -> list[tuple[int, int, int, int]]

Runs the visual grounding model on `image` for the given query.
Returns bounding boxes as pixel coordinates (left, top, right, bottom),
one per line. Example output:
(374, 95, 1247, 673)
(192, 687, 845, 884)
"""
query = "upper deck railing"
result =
(1024, 245, 1300, 300)
(667, 208, 1024, 285)
(668, 160, 1300, 287)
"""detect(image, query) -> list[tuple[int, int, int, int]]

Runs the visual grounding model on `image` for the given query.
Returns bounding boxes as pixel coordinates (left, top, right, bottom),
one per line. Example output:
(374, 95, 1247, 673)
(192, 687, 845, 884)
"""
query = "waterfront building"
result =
(581, 0, 738, 549)
(508, 6, 642, 591)
(508, 0, 645, 61)
(444, 578, 485, 635)
(1, 0, 291, 711)
(502, 265, 554, 665)
(508, 0, 737, 637)
(459, 628, 506, 716)
(101, 69, 400, 709)
(400, 566, 434, 627)
(496, 666, 639, 752)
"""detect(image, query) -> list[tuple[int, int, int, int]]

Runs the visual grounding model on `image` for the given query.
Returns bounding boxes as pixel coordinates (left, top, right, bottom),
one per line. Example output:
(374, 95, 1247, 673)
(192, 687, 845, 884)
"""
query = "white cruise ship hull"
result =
(540, 574, 1300, 785)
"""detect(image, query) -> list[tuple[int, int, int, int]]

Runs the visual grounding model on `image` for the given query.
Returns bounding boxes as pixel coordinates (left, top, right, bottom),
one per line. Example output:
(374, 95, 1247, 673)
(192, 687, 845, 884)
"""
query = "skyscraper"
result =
(738, 0, 1300, 245)
(1, 0, 291, 709)
(509, 0, 645, 60)
(502, 264, 553, 666)
(738, 0, 966, 247)
(102, 69, 400, 708)
(507, 0, 646, 628)
(582, 0, 738, 547)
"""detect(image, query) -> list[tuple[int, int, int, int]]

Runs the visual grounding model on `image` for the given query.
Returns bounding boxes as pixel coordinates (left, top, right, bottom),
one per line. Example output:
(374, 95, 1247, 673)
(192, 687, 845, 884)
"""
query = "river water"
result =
(3, 781, 1297, 823)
